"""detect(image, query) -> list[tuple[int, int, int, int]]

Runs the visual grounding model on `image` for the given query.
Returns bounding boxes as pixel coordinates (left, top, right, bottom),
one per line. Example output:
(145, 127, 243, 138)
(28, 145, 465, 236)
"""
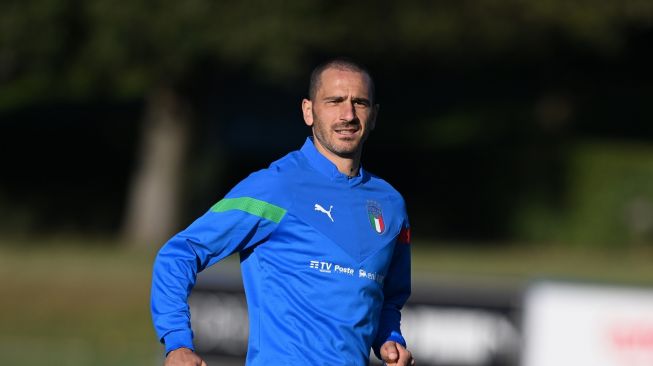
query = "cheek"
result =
(360, 113, 373, 126)
(313, 111, 333, 128)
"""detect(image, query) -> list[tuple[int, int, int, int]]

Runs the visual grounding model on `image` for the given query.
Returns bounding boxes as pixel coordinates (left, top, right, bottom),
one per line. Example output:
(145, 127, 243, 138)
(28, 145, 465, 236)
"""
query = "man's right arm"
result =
(151, 193, 288, 355)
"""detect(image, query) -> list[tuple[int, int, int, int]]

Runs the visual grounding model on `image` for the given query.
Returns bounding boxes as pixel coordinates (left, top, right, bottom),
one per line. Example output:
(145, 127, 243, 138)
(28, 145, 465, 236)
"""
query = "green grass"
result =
(0, 240, 161, 366)
(411, 241, 653, 287)
(1, 238, 652, 365)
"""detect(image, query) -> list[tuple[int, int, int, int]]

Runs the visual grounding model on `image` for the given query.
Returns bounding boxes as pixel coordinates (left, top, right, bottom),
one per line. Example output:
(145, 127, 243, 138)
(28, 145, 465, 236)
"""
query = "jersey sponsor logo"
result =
(309, 261, 383, 284)
(319, 261, 332, 273)
(308, 260, 354, 276)
(334, 264, 354, 275)
(359, 268, 385, 284)
(309, 260, 333, 273)
(314, 203, 334, 222)
(367, 200, 385, 234)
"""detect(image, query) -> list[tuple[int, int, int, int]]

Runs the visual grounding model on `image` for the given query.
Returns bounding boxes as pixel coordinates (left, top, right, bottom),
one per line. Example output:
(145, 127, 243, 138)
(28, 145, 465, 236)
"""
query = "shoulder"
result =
(224, 150, 303, 209)
(365, 171, 409, 221)
(366, 171, 405, 203)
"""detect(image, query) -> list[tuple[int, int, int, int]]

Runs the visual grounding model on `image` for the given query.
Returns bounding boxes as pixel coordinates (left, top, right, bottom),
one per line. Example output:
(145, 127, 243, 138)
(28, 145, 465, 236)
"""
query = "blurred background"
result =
(1, 0, 653, 365)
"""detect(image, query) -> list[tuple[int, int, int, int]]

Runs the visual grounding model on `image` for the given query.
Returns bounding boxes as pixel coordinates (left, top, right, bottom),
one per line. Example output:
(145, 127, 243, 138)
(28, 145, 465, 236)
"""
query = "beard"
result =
(311, 113, 367, 159)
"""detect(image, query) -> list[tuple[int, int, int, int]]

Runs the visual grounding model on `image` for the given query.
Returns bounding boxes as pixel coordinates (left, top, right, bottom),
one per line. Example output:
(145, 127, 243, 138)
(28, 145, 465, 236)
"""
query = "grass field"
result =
(0, 239, 160, 366)
(411, 241, 653, 287)
(1, 238, 652, 365)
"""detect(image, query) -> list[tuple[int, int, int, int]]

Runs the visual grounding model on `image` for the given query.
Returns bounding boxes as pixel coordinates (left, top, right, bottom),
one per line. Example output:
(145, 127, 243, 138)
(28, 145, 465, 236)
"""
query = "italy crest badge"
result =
(367, 201, 385, 234)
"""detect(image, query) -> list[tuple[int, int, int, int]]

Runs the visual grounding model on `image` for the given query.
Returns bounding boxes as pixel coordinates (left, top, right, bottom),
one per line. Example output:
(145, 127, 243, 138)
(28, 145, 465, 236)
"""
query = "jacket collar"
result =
(300, 137, 366, 186)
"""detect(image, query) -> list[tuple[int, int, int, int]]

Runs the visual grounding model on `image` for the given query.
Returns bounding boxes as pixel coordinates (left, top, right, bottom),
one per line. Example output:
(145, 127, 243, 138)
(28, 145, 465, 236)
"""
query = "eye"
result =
(325, 97, 344, 105)
(353, 100, 370, 108)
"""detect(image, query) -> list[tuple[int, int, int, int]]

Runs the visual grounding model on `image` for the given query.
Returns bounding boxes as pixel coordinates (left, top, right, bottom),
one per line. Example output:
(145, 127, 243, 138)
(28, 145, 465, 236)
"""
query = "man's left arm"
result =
(373, 225, 412, 362)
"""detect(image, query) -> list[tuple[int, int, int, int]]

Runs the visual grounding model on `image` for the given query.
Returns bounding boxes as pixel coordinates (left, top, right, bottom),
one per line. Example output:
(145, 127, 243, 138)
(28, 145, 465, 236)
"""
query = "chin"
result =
(333, 145, 361, 157)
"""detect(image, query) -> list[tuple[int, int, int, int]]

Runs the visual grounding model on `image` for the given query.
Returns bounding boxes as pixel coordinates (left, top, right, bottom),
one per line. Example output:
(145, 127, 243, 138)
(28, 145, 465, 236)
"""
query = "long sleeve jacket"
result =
(151, 137, 411, 365)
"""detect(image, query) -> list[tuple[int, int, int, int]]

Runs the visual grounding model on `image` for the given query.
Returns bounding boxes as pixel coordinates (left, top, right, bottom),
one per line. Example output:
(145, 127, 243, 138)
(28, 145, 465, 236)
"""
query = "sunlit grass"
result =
(0, 240, 161, 366)
(412, 241, 653, 287)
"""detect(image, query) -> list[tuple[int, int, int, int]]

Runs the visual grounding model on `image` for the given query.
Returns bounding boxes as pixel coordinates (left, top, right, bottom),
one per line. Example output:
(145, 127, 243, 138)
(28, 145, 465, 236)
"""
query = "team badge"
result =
(367, 200, 385, 234)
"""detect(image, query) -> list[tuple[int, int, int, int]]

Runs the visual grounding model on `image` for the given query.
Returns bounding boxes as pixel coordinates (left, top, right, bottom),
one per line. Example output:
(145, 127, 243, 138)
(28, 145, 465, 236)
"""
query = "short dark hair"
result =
(308, 57, 376, 103)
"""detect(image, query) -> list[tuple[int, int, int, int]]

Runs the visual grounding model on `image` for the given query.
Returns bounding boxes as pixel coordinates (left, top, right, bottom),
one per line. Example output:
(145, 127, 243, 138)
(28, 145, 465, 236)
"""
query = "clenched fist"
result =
(164, 347, 207, 366)
(380, 341, 415, 366)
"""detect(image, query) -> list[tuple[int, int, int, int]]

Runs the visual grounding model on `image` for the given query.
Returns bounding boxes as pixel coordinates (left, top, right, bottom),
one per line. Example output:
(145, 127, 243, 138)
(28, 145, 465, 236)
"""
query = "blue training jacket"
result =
(151, 137, 411, 365)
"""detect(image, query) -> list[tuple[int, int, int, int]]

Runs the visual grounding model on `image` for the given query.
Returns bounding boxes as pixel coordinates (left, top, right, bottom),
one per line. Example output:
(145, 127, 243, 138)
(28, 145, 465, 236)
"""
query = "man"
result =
(151, 58, 414, 366)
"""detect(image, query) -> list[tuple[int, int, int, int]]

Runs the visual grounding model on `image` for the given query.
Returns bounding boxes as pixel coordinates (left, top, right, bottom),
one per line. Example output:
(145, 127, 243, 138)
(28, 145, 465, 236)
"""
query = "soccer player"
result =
(151, 58, 414, 366)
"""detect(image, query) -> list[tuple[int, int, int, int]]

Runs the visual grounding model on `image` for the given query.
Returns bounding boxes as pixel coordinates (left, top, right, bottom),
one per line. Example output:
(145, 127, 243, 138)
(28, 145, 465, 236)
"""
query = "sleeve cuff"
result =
(373, 330, 407, 359)
(387, 330, 406, 347)
(163, 329, 195, 355)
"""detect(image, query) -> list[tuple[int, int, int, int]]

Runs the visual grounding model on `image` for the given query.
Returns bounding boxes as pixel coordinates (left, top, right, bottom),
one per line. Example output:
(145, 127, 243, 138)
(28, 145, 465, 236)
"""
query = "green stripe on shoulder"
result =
(210, 197, 287, 223)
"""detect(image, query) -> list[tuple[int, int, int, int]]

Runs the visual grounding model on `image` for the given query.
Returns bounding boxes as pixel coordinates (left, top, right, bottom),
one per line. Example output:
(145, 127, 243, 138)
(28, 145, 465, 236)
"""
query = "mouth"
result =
(334, 126, 360, 137)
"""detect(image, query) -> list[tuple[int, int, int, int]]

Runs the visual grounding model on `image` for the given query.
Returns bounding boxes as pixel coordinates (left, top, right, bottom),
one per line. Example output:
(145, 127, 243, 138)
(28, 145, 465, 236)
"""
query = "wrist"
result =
(163, 329, 194, 355)
(387, 330, 406, 347)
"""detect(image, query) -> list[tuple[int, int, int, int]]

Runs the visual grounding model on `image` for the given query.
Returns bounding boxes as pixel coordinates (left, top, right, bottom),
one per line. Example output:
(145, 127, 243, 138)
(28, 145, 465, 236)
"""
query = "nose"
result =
(339, 101, 356, 122)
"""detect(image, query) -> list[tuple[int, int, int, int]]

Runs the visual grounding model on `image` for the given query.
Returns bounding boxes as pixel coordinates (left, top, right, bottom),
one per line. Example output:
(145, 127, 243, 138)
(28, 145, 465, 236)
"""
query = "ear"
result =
(302, 99, 314, 126)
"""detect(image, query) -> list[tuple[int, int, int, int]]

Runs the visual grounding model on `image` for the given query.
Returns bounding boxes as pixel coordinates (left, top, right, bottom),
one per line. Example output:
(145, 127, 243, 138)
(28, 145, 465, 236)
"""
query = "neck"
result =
(313, 139, 361, 178)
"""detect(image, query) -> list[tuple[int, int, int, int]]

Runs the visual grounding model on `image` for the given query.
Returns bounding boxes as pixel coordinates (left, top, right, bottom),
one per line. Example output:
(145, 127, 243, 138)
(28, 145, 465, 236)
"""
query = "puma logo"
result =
(314, 204, 334, 222)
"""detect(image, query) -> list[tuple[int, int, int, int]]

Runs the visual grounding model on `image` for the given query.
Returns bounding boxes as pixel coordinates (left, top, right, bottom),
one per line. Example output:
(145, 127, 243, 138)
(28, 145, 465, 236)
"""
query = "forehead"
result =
(317, 68, 372, 97)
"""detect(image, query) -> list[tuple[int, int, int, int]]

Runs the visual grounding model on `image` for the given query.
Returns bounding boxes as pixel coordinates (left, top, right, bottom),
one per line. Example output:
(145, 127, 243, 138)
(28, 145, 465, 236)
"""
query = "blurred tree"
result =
(1, 0, 652, 246)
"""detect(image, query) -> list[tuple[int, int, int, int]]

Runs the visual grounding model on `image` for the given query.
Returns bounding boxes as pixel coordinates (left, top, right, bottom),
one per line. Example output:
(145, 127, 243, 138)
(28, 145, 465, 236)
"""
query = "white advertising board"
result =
(522, 281, 653, 366)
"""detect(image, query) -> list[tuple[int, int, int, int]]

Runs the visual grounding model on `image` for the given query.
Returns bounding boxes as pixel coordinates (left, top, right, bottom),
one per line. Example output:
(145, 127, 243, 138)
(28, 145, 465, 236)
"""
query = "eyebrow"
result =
(322, 96, 371, 105)
(322, 95, 346, 102)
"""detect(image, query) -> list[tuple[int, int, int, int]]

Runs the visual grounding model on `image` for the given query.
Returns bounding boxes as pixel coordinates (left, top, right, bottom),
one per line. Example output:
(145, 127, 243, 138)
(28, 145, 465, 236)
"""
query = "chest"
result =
(258, 179, 402, 279)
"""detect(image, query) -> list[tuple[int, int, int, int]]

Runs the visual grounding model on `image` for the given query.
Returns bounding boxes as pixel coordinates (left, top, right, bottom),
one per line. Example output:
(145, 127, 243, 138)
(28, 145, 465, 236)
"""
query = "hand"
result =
(380, 341, 415, 366)
(164, 347, 207, 366)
